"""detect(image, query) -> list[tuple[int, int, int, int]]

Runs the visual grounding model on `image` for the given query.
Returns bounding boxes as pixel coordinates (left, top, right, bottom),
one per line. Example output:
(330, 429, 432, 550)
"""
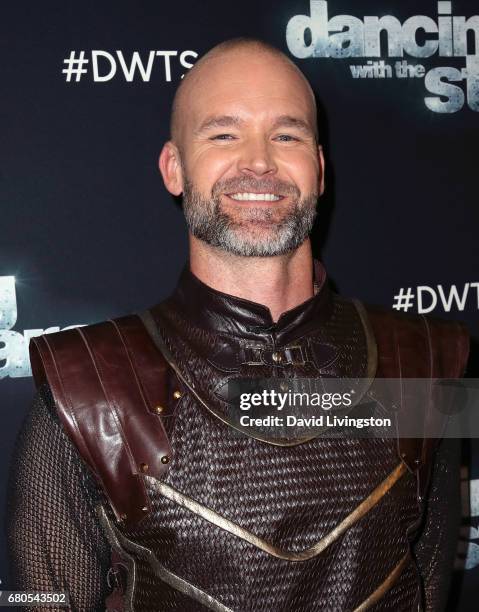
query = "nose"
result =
(237, 136, 277, 177)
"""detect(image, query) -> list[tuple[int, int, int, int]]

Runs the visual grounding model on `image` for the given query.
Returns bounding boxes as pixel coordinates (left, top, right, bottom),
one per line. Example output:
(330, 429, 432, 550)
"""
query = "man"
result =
(8, 38, 469, 611)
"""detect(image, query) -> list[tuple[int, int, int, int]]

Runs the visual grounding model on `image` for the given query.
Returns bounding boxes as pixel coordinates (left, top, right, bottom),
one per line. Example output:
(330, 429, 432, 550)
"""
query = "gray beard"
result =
(182, 177, 318, 257)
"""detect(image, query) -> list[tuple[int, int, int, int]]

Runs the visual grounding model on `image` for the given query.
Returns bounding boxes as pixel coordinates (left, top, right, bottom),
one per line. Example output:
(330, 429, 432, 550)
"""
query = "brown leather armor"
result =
(28, 263, 469, 611)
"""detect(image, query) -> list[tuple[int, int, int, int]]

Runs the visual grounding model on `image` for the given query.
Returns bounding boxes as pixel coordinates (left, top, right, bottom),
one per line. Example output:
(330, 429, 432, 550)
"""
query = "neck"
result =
(188, 236, 314, 322)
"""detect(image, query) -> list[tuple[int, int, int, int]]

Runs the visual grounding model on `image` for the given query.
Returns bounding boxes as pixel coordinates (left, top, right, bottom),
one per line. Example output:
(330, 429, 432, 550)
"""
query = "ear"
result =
(318, 145, 325, 196)
(158, 141, 183, 196)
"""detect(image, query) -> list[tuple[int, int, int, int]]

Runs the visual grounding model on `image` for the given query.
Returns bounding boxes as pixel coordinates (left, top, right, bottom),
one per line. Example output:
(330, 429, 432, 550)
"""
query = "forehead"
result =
(181, 50, 315, 129)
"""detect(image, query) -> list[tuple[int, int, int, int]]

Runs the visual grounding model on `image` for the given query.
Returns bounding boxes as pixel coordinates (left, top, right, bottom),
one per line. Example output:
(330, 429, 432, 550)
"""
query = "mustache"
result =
(212, 177, 300, 198)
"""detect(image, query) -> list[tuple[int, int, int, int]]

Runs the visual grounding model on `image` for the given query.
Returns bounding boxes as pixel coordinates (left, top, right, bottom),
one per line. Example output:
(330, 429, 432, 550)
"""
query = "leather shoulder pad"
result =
(363, 305, 469, 482)
(365, 305, 469, 379)
(29, 314, 172, 527)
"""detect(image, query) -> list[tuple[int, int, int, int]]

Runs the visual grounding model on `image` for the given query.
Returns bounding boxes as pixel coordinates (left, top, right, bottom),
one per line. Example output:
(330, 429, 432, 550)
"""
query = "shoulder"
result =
(360, 302, 470, 378)
(28, 312, 168, 416)
(28, 314, 148, 387)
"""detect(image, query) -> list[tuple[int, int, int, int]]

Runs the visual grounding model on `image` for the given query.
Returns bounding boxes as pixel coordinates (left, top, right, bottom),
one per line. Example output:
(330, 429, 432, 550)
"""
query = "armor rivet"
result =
(272, 351, 282, 363)
(173, 390, 182, 400)
(154, 405, 164, 414)
(414, 459, 420, 465)
(141, 506, 148, 512)
(140, 462, 149, 473)
(161, 455, 170, 464)
(280, 382, 288, 392)
(119, 513, 127, 521)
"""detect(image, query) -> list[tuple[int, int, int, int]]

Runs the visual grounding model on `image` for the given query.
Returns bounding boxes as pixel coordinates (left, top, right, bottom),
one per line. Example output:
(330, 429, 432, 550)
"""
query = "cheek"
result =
(188, 149, 235, 191)
(281, 152, 320, 190)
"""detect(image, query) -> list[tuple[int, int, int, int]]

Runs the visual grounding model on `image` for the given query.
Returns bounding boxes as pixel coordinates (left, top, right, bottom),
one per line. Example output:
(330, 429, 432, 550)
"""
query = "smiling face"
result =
(159, 44, 325, 257)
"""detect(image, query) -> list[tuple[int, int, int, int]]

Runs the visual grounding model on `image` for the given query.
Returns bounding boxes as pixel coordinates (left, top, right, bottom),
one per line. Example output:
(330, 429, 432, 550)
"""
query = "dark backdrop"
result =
(1, 1, 478, 607)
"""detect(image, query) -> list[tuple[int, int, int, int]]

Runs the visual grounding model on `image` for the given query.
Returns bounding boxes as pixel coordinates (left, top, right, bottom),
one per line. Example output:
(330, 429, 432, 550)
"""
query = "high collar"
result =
(164, 260, 334, 346)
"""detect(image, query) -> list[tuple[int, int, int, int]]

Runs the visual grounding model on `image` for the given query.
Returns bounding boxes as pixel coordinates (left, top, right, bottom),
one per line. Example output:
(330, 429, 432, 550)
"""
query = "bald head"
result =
(170, 37, 318, 146)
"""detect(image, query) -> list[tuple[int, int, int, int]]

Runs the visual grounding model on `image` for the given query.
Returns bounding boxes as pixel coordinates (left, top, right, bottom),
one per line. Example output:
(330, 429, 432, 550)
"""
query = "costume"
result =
(8, 261, 469, 611)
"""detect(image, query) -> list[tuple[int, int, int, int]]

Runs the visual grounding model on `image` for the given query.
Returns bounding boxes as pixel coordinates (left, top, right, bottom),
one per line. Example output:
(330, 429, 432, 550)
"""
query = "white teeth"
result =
(228, 192, 281, 201)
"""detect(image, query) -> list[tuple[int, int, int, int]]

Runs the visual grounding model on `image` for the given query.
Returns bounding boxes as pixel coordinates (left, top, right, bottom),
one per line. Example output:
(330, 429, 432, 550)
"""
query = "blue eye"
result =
(276, 134, 299, 142)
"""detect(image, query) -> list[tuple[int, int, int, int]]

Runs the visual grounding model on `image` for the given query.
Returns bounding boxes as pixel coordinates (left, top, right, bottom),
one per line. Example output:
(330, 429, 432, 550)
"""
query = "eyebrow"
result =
(195, 114, 314, 136)
(270, 115, 313, 134)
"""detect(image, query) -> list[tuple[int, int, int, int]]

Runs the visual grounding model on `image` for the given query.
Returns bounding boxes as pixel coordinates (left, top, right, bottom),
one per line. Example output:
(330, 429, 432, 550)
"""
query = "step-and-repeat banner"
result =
(1, 1, 478, 607)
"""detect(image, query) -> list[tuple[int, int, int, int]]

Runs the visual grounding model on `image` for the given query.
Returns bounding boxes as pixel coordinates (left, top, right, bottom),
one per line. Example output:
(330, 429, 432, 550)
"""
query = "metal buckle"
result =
(107, 564, 127, 591)
(243, 345, 264, 365)
(282, 345, 306, 365)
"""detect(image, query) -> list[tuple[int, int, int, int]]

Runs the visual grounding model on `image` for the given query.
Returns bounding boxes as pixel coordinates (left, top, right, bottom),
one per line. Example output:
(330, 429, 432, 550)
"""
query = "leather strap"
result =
(29, 314, 172, 527)
(208, 338, 338, 369)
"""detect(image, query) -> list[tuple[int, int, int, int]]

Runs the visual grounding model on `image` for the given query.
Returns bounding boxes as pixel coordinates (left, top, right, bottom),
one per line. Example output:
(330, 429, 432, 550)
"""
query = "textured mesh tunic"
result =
(6, 264, 463, 612)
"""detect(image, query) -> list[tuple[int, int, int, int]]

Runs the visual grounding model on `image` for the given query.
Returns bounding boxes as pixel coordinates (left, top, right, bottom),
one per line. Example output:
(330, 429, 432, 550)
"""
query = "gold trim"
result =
(353, 552, 410, 611)
(147, 462, 407, 562)
(97, 505, 233, 612)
